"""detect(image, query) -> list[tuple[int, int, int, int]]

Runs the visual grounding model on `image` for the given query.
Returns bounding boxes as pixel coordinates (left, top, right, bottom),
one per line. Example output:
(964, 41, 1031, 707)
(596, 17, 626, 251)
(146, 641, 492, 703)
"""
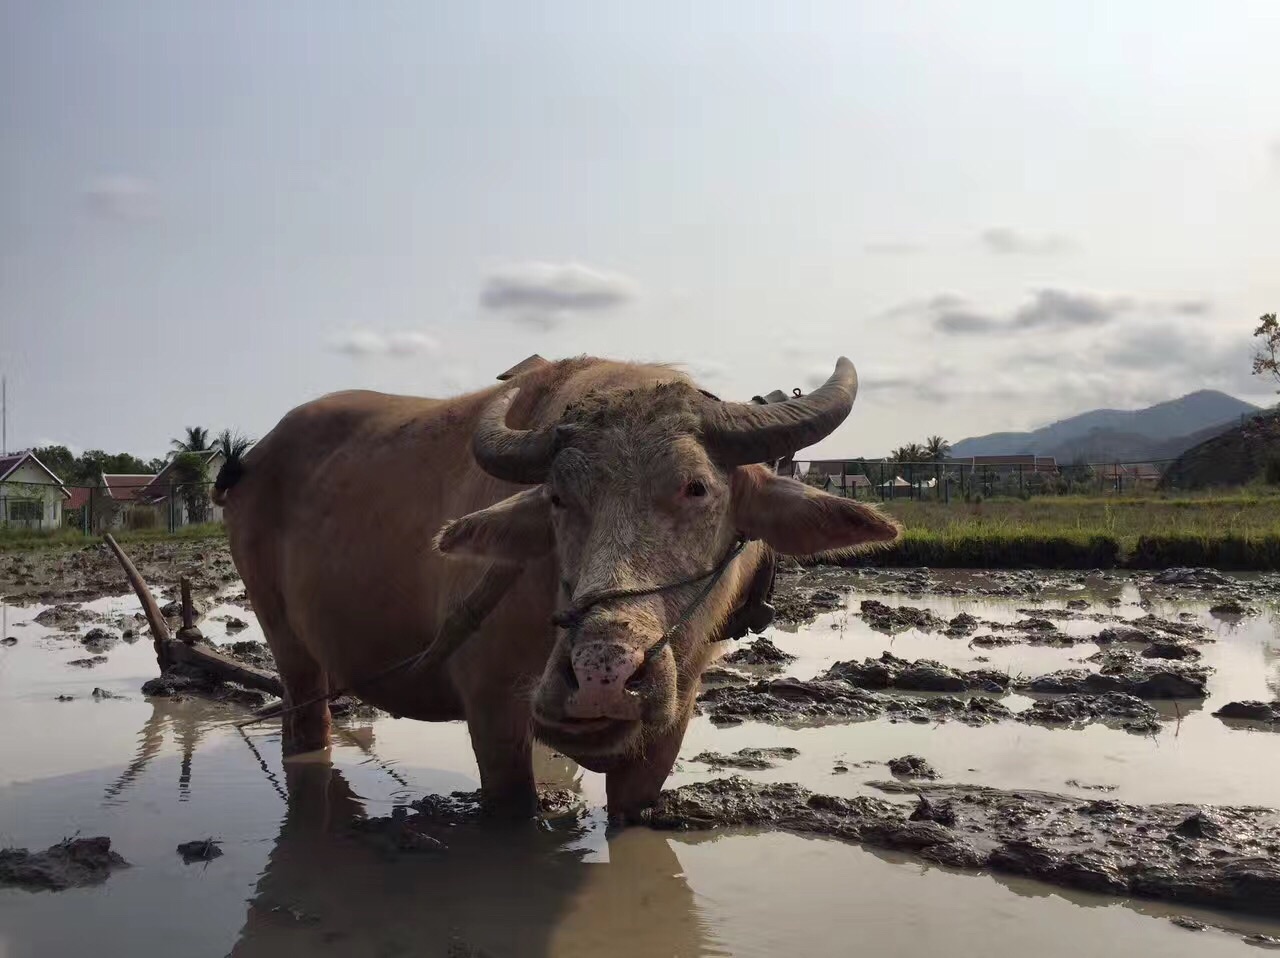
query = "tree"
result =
(33, 445, 76, 482)
(1252, 313, 1280, 391)
(170, 451, 211, 525)
(924, 435, 950, 461)
(891, 443, 927, 463)
(172, 426, 211, 453)
(212, 429, 253, 463)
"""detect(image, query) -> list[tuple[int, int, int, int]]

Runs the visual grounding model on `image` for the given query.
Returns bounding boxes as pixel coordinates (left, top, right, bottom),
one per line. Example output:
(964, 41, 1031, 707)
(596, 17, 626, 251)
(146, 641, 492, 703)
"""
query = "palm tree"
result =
(172, 426, 211, 454)
(891, 443, 927, 463)
(925, 435, 951, 461)
(212, 429, 253, 462)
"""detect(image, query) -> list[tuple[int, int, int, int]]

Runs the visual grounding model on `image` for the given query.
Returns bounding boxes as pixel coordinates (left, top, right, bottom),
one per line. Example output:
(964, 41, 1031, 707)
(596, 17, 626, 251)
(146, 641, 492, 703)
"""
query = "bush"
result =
(1265, 456, 1280, 486)
(833, 529, 1121, 569)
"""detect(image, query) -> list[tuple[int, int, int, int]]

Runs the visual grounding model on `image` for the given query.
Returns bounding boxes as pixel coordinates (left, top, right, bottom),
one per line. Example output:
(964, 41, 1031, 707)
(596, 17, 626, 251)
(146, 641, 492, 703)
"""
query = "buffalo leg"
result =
(464, 696, 538, 818)
(605, 707, 692, 824)
(256, 598, 331, 756)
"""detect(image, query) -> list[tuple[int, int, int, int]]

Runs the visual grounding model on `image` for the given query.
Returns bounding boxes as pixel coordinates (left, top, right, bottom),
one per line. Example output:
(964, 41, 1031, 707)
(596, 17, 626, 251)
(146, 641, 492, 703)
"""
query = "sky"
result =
(2, 1, 1279, 462)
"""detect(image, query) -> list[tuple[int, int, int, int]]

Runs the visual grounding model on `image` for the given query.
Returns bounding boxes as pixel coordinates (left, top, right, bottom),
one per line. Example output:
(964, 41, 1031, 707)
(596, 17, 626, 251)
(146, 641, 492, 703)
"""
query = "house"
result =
(0, 451, 71, 529)
(1097, 462, 1162, 488)
(826, 473, 872, 497)
(137, 449, 227, 527)
(958, 454, 1059, 476)
(94, 473, 159, 529)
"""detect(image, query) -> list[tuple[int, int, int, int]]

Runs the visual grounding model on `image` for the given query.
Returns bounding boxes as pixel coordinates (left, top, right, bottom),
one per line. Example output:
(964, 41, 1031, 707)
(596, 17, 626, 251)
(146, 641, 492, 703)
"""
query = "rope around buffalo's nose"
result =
(551, 537, 749, 663)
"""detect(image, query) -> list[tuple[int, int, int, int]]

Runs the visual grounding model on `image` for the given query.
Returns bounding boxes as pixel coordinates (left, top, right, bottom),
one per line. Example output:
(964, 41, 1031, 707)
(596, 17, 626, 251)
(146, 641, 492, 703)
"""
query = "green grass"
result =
(0, 523, 227, 552)
(839, 493, 1280, 569)
(9, 492, 1280, 569)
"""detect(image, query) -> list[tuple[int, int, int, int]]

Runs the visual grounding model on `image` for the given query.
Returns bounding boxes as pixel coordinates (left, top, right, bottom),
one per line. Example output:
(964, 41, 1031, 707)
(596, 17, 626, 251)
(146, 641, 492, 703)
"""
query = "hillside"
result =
(951, 390, 1259, 463)
(1160, 411, 1280, 490)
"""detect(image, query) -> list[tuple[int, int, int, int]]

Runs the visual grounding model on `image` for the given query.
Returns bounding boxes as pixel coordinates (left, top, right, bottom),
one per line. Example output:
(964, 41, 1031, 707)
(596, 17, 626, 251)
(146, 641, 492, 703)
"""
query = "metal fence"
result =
(793, 458, 1184, 502)
(0, 480, 224, 535)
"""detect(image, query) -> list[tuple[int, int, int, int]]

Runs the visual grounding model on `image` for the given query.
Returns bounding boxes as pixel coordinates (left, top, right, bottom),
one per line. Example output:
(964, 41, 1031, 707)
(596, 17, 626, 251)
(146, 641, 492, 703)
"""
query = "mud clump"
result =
(225, 639, 276, 671)
(1140, 641, 1201, 661)
(701, 665, 751, 687)
(80, 627, 118, 654)
(1017, 693, 1161, 734)
(67, 655, 107, 669)
(649, 777, 1280, 918)
(1095, 626, 1157, 645)
(1214, 701, 1280, 725)
(723, 637, 796, 668)
(699, 678, 882, 725)
(0, 837, 129, 891)
(177, 839, 224, 863)
(1153, 568, 1232, 587)
(33, 604, 94, 629)
(1130, 614, 1207, 640)
(945, 613, 980, 636)
(910, 796, 957, 826)
(887, 755, 939, 780)
(1017, 658, 1210, 699)
(1208, 599, 1257, 616)
(859, 600, 945, 634)
(691, 747, 800, 770)
(824, 651, 1009, 693)
(771, 583, 845, 624)
(352, 788, 584, 854)
(1, 636, 17, 646)
(142, 661, 269, 709)
(223, 616, 249, 632)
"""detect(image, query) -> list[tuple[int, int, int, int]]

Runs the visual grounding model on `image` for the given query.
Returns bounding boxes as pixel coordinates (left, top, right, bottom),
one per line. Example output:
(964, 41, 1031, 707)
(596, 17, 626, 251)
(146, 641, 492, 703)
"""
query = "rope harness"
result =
(550, 537, 750, 664)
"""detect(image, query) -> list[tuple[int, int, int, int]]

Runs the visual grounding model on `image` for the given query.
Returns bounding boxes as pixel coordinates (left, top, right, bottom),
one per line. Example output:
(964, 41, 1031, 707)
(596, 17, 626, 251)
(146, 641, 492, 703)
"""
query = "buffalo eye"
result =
(685, 479, 707, 498)
(549, 493, 565, 508)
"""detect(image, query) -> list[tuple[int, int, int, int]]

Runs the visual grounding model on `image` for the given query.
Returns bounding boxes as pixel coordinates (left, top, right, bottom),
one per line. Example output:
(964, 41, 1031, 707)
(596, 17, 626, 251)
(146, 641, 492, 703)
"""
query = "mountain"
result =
(951, 391, 1261, 464)
(1161, 410, 1280, 490)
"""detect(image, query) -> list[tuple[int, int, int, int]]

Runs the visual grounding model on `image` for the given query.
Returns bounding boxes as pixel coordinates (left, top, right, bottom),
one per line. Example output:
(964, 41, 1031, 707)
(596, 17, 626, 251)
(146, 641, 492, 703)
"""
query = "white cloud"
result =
(327, 329, 441, 358)
(979, 228, 1073, 256)
(864, 242, 921, 256)
(81, 175, 158, 222)
(479, 261, 638, 326)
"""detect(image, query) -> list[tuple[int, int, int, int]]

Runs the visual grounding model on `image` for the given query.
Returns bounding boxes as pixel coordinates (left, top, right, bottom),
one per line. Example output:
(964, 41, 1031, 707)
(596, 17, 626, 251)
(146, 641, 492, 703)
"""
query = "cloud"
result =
(1011, 289, 1129, 331)
(81, 175, 157, 222)
(906, 289, 1134, 336)
(479, 261, 638, 326)
(979, 228, 1073, 255)
(864, 242, 921, 256)
(1270, 139, 1280, 168)
(935, 309, 1001, 334)
(326, 329, 441, 358)
(1172, 298, 1212, 316)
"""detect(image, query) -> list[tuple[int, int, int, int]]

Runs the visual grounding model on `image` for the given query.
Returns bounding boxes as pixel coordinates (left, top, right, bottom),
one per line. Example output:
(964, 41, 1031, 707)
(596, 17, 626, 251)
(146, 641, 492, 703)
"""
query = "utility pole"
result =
(2, 375, 6, 455)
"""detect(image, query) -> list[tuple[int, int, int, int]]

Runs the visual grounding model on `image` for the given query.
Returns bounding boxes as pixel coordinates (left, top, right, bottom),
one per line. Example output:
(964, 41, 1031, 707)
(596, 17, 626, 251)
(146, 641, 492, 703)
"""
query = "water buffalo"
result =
(216, 355, 899, 818)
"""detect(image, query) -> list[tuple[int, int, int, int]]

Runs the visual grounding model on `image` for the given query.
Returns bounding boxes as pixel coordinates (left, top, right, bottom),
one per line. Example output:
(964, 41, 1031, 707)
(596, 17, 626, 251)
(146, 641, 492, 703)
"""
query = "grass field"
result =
(0, 522, 227, 552)
(862, 493, 1280, 569)
(7, 494, 1280, 569)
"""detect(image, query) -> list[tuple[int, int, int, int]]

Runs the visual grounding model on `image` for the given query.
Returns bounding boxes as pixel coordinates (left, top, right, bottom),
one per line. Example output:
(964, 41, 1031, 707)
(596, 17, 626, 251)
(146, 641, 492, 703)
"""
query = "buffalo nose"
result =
(564, 643, 645, 720)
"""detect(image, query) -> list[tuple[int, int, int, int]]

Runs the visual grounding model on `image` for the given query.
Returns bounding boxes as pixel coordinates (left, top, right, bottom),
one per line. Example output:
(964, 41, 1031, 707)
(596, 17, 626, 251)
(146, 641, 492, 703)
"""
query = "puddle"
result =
(2, 573, 1280, 956)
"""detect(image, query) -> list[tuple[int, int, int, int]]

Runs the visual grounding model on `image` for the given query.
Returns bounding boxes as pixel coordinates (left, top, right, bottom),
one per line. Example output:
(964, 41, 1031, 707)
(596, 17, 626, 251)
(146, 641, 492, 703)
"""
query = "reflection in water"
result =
(228, 759, 714, 958)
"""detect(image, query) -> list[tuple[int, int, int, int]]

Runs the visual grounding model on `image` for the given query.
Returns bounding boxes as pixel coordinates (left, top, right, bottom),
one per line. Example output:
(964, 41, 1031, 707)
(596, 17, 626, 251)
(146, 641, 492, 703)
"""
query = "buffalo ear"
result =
(731, 465, 901, 557)
(434, 487, 554, 562)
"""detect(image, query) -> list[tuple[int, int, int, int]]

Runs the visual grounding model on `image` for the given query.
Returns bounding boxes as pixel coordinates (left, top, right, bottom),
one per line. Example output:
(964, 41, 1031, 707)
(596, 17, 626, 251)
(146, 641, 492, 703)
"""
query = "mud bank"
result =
(2, 539, 233, 606)
(649, 778, 1280, 918)
(0, 837, 129, 891)
(696, 677, 1162, 733)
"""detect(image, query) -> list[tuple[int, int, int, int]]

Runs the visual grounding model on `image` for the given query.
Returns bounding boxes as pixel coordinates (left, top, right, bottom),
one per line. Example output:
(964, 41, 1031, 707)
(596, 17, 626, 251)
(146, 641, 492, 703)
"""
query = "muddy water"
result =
(2, 579, 1279, 957)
